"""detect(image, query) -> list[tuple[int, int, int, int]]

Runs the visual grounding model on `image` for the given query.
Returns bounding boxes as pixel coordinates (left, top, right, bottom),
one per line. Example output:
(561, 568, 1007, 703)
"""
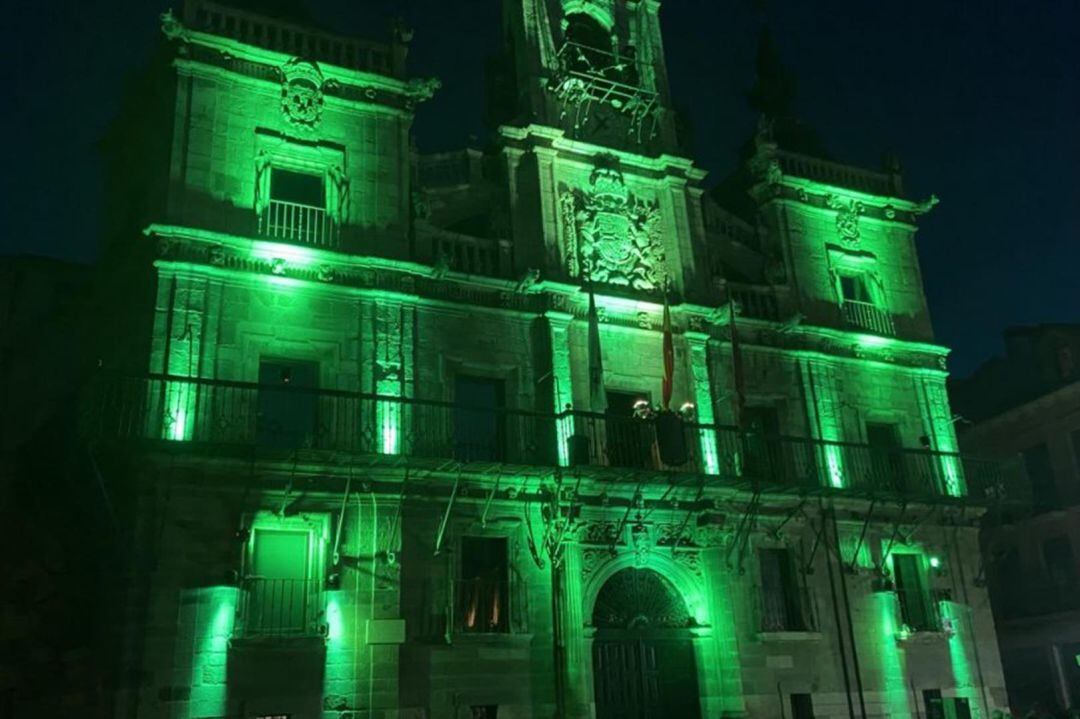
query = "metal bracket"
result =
(434, 472, 462, 556)
(847, 498, 876, 573)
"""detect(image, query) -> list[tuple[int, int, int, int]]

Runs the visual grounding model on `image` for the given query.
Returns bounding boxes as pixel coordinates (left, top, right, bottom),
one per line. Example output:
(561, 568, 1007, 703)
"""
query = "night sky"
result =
(5, 0, 1077, 375)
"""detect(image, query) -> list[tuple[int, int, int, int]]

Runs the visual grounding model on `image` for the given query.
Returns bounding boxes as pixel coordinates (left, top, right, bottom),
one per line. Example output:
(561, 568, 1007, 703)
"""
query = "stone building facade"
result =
(87, 2, 1020, 718)
(953, 325, 1080, 714)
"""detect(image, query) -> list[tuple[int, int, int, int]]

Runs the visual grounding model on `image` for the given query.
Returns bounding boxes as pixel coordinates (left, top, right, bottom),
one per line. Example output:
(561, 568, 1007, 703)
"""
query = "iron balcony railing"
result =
(842, 299, 896, 336)
(235, 577, 325, 638)
(258, 199, 339, 249)
(82, 373, 1023, 504)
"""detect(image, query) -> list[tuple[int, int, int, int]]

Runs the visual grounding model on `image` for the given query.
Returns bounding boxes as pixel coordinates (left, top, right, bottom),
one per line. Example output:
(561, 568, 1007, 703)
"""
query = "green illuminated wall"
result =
(110, 4, 1014, 719)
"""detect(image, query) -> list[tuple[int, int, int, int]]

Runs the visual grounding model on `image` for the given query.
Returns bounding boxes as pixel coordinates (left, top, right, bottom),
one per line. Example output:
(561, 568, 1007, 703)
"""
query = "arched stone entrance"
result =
(590, 568, 701, 719)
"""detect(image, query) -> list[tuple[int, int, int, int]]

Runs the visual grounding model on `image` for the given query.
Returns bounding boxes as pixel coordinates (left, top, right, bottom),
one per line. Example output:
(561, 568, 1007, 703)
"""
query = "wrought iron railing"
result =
(236, 577, 325, 638)
(730, 285, 781, 321)
(81, 373, 1022, 504)
(549, 40, 661, 141)
(842, 299, 896, 336)
(258, 199, 338, 248)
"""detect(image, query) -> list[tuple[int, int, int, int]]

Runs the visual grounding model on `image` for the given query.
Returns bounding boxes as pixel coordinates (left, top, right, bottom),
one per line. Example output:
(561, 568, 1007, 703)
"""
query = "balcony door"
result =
(742, 405, 784, 483)
(605, 390, 654, 469)
(257, 360, 318, 449)
(262, 168, 331, 246)
(866, 422, 905, 493)
(893, 554, 934, 631)
(453, 375, 506, 462)
(249, 528, 312, 636)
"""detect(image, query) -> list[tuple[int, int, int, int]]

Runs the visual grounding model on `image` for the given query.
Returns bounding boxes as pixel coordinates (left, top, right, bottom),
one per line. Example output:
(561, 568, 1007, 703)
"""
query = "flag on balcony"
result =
(587, 287, 606, 412)
(661, 293, 674, 410)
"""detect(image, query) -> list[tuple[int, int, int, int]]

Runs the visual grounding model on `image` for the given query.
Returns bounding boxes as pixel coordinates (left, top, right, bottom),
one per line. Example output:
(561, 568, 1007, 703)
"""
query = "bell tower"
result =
(499, 0, 679, 153)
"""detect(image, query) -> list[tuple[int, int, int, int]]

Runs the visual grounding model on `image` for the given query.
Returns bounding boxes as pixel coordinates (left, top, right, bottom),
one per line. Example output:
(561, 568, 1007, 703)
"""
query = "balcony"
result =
(842, 299, 896, 336)
(181, 0, 403, 78)
(776, 150, 902, 197)
(433, 230, 510, 277)
(258, 199, 339, 249)
(549, 40, 660, 141)
(235, 577, 325, 638)
(81, 373, 1021, 504)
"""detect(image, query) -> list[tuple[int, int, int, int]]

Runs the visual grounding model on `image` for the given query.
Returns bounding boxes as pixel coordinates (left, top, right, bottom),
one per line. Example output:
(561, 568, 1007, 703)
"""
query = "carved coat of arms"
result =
(280, 58, 325, 128)
(559, 164, 666, 291)
(826, 193, 866, 244)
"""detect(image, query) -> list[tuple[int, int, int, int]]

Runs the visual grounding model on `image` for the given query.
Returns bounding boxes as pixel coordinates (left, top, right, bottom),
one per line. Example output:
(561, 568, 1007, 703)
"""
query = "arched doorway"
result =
(591, 568, 701, 719)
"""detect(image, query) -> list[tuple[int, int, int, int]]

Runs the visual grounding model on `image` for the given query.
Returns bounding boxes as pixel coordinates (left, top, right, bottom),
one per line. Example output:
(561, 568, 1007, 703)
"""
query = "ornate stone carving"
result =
(656, 522, 696, 548)
(629, 523, 652, 567)
(672, 550, 704, 579)
(579, 520, 621, 546)
(558, 161, 666, 290)
(826, 193, 866, 244)
(581, 547, 613, 581)
(280, 58, 325, 128)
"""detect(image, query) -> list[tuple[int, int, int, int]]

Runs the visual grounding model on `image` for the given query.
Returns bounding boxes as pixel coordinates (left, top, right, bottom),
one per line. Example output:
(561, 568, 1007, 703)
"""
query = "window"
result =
(1021, 443, 1060, 512)
(866, 422, 905, 493)
(257, 359, 319, 448)
(790, 693, 815, 719)
(893, 554, 935, 631)
(258, 162, 336, 247)
(453, 375, 506, 462)
(759, 548, 808, 632)
(605, 389, 654, 469)
(839, 273, 873, 304)
(459, 537, 509, 633)
(270, 168, 325, 208)
(247, 527, 315, 636)
(923, 689, 944, 719)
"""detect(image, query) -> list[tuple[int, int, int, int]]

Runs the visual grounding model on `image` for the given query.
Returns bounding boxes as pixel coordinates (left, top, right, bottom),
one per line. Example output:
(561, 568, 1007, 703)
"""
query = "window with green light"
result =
(892, 553, 936, 632)
(240, 514, 328, 638)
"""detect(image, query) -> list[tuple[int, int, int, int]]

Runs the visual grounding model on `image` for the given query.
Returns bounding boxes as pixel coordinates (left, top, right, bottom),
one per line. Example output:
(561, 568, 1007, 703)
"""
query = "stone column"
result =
(370, 300, 415, 455)
(798, 357, 845, 488)
(686, 331, 720, 475)
(545, 310, 575, 466)
(914, 372, 966, 496)
(154, 270, 215, 441)
(559, 543, 591, 718)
